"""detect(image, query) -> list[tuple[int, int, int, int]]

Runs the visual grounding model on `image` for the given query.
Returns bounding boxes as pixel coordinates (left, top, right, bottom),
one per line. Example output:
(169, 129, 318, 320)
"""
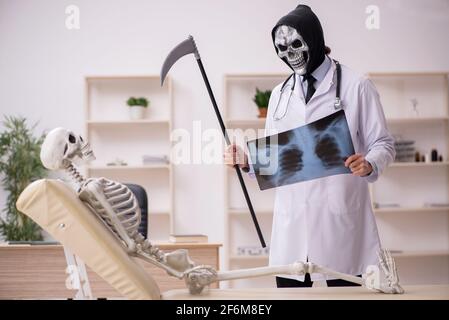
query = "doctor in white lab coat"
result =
(224, 5, 395, 287)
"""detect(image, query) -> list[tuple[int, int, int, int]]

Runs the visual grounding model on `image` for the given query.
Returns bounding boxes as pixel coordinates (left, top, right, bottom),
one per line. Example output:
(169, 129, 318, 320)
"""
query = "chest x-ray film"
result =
(247, 110, 355, 190)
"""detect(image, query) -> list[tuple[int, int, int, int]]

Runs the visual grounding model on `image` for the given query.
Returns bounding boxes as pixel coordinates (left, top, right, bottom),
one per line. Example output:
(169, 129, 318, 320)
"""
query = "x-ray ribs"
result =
(315, 134, 343, 169)
(278, 147, 304, 186)
(248, 110, 355, 190)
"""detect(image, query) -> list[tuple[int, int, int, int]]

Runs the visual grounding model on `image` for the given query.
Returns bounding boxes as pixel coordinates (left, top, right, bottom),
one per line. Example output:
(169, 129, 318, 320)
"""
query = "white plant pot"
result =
(129, 106, 146, 120)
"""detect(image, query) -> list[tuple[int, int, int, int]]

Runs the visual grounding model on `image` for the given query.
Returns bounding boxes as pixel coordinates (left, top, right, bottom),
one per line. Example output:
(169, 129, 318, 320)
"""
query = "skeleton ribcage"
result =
(81, 178, 141, 242)
(102, 179, 141, 238)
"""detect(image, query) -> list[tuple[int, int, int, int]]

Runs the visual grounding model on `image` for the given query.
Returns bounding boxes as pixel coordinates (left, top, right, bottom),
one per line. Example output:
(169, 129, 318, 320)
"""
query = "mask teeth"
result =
(81, 142, 96, 162)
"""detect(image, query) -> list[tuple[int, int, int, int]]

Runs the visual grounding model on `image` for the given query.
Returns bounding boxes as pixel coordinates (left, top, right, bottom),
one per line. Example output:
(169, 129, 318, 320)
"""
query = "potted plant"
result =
(127, 97, 149, 120)
(0, 116, 46, 241)
(253, 88, 271, 118)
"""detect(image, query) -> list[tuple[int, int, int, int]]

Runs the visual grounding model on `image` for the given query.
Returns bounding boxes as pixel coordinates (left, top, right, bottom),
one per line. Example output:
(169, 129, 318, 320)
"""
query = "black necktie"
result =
(303, 74, 316, 104)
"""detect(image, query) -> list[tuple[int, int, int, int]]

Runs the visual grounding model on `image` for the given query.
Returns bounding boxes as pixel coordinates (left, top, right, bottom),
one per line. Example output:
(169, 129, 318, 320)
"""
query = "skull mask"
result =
(274, 25, 309, 75)
(40, 127, 95, 170)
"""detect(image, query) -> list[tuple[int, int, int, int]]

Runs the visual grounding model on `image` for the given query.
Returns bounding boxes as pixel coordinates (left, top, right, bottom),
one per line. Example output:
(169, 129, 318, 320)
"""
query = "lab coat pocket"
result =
(326, 174, 361, 215)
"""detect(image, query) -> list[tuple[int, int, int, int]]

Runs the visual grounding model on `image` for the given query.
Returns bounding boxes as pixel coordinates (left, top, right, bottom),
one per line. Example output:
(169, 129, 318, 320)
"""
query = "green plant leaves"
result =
(253, 88, 271, 109)
(0, 116, 46, 241)
(127, 97, 137, 106)
(127, 97, 149, 107)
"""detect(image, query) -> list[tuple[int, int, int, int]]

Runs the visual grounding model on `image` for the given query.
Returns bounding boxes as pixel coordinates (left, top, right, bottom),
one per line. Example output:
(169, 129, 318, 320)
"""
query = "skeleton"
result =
(40, 127, 404, 295)
(274, 25, 309, 75)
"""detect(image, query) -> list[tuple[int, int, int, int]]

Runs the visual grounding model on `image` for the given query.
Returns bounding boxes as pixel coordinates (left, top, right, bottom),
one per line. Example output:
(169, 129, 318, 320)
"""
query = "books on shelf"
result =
(237, 245, 270, 256)
(373, 202, 400, 209)
(169, 234, 208, 243)
(142, 154, 169, 165)
(424, 202, 449, 208)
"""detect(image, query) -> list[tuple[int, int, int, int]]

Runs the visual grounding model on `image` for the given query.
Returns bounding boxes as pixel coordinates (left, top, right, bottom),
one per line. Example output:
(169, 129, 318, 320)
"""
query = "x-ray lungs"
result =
(247, 110, 355, 190)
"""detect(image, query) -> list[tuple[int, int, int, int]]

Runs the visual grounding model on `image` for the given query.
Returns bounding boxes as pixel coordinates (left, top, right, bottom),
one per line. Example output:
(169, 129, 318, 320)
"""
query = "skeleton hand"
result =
(184, 265, 218, 295)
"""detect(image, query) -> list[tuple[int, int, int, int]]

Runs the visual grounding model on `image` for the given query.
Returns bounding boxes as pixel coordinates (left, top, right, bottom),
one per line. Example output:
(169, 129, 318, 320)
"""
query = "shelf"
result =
(367, 72, 449, 77)
(85, 74, 174, 237)
(389, 161, 449, 168)
(230, 250, 449, 262)
(227, 117, 449, 126)
(87, 119, 169, 126)
(225, 74, 289, 81)
(390, 250, 449, 258)
(223, 71, 449, 288)
(374, 206, 449, 213)
(387, 117, 449, 124)
(229, 208, 273, 216)
(86, 164, 170, 170)
(86, 75, 161, 81)
(230, 255, 269, 261)
(230, 207, 449, 215)
(226, 119, 266, 127)
(149, 211, 170, 216)
(231, 207, 449, 214)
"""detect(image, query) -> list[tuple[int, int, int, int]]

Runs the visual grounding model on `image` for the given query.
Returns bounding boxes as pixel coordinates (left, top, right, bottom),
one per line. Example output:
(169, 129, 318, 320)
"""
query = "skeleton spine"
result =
(66, 163, 85, 185)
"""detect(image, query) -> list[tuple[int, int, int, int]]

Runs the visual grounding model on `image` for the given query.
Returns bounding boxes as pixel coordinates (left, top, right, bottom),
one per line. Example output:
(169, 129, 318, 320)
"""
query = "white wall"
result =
(1, 0, 448, 248)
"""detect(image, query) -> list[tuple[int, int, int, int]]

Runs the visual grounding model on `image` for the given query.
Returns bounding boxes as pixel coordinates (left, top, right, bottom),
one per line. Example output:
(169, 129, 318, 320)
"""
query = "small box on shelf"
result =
(85, 74, 174, 239)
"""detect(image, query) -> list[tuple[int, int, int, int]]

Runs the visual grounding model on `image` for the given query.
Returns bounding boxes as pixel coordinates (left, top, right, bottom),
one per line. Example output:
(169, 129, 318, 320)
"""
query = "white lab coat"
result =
(264, 60, 395, 281)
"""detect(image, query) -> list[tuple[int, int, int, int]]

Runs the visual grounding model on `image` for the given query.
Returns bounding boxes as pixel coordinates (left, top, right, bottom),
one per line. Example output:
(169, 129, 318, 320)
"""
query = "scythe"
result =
(161, 35, 266, 247)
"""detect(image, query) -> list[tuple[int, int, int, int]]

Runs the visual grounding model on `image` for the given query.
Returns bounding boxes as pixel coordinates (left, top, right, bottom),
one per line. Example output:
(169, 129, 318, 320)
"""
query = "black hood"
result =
(271, 4, 326, 75)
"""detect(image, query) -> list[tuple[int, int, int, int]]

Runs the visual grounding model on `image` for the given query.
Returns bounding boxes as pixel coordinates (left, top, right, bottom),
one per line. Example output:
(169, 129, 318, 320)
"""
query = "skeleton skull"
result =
(40, 127, 95, 170)
(274, 25, 309, 75)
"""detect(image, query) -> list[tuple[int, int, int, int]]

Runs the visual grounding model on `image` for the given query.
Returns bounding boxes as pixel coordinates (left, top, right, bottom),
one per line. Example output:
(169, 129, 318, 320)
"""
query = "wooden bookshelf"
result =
(84, 75, 174, 241)
(223, 71, 449, 288)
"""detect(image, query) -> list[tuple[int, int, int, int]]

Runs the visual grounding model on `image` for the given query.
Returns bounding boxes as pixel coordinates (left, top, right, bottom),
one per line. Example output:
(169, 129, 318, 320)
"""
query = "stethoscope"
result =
(273, 59, 343, 121)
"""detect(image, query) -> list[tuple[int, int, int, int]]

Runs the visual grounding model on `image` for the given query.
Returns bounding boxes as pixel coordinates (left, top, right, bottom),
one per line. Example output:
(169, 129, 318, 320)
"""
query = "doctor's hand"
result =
(345, 153, 373, 177)
(224, 144, 249, 170)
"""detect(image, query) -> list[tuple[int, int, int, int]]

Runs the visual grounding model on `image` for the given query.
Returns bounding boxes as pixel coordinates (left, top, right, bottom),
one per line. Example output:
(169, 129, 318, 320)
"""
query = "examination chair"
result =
(16, 179, 449, 300)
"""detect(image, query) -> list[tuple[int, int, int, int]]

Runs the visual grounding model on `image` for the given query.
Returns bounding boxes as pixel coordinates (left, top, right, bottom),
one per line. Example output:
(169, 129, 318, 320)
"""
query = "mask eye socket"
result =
(68, 134, 76, 143)
(277, 44, 287, 52)
(292, 40, 303, 49)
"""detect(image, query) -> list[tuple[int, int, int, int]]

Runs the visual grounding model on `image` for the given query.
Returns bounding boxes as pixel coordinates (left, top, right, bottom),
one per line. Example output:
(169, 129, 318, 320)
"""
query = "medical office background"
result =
(1, 0, 449, 288)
